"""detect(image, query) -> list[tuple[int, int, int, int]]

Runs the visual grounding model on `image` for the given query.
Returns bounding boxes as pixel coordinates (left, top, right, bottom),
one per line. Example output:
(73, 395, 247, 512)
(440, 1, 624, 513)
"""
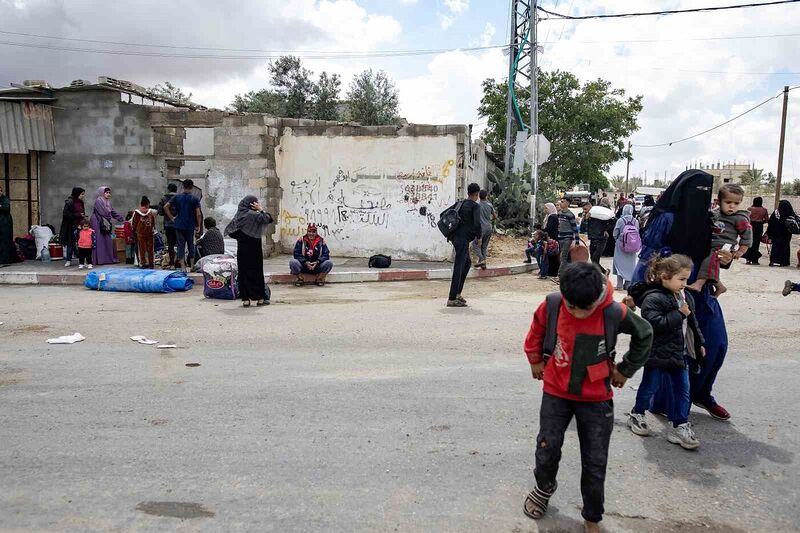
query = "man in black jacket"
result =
(447, 183, 482, 307)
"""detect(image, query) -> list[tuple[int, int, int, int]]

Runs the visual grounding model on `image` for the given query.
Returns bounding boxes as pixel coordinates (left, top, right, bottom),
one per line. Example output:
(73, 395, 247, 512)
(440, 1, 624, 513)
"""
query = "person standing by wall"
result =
(446, 183, 481, 307)
(131, 196, 156, 269)
(472, 189, 496, 269)
(743, 197, 769, 265)
(157, 183, 178, 268)
(0, 184, 15, 265)
(557, 199, 579, 276)
(225, 195, 273, 307)
(164, 179, 202, 271)
(89, 187, 124, 266)
(60, 187, 85, 267)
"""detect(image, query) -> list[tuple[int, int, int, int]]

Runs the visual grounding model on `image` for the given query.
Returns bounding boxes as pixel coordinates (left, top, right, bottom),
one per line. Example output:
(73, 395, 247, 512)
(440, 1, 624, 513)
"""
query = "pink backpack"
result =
(620, 218, 641, 253)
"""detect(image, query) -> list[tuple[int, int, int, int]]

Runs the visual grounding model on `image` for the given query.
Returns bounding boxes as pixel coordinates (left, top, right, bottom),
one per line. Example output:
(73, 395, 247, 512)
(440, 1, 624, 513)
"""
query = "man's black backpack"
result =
(542, 293, 624, 362)
(437, 200, 463, 240)
(368, 254, 392, 268)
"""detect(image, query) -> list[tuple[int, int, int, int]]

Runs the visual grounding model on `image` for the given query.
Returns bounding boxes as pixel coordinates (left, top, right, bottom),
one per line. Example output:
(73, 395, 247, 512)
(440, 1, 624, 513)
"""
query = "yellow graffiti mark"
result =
(441, 160, 455, 178)
(281, 209, 306, 226)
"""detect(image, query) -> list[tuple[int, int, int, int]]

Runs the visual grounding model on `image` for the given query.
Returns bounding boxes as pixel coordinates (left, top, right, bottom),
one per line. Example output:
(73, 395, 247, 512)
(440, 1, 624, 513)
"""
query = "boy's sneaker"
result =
(628, 411, 651, 436)
(87, 264, 93, 270)
(78, 264, 84, 270)
(693, 401, 731, 421)
(667, 423, 700, 450)
(64, 261, 71, 267)
(446, 299, 467, 307)
(783, 280, 793, 296)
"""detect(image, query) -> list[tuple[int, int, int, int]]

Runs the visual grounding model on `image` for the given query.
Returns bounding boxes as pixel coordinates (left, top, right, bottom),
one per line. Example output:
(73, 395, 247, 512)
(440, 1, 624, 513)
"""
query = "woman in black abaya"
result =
(224, 195, 273, 307)
(767, 200, 795, 267)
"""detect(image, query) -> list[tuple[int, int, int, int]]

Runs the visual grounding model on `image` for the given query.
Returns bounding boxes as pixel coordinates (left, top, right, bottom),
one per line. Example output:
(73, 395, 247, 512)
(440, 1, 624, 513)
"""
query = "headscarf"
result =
(70, 187, 85, 199)
(621, 203, 634, 220)
(777, 199, 796, 219)
(224, 195, 271, 239)
(544, 203, 557, 216)
(95, 186, 112, 210)
(599, 197, 612, 209)
(647, 169, 713, 264)
(752, 196, 763, 208)
(643, 195, 655, 207)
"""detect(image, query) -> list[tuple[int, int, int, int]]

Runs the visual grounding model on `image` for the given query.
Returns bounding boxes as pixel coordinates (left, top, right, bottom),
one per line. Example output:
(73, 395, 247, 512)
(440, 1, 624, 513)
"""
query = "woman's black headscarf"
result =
(643, 195, 655, 207)
(752, 196, 763, 208)
(777, 199, 796, 219)
(649, 169, 714, 263)
(70, 187, 85, 199)
(224, 195, 272, 239)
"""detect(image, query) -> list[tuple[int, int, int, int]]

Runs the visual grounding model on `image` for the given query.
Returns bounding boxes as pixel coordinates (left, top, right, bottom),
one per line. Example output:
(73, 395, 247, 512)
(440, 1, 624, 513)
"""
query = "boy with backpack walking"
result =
(523, 262, 652, 532)
(439, 183, 481, 307)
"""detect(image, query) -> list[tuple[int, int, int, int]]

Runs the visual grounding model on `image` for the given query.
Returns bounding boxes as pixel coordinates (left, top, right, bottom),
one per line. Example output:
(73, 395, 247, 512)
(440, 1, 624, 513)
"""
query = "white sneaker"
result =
(667, 422, 700, 450)
(628, 411, 651, 436)
(78, 264, 84, 270)
(87, 264, 93, 269)
(64, 261, 71, 267)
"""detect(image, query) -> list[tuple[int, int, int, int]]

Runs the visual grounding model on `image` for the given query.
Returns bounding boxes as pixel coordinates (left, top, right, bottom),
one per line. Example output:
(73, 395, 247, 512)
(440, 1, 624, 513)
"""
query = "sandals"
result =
(294, 279, 304, 287)
(242, 301, 251, 308)
(256, 300, 269, 306)
(315, 280, 325, 287)
(523, 482, 557, 520)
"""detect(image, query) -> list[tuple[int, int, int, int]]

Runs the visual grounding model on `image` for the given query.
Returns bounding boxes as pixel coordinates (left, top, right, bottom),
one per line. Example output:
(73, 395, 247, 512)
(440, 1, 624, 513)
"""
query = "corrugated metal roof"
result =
(0, 101, 56, 154)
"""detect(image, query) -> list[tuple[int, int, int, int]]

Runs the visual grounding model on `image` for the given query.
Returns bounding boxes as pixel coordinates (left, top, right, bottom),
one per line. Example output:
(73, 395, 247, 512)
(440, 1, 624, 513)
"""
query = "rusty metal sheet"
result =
(0, 101, 56, 154)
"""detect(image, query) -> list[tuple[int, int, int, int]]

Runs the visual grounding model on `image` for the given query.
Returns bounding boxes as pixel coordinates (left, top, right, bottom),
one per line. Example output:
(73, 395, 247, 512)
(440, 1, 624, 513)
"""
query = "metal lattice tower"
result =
(503, 0, 534, 175)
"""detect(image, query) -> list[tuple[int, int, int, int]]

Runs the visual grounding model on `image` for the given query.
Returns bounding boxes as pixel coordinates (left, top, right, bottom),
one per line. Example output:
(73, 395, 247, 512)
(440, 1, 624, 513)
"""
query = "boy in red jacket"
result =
(523, 262, 652, 532)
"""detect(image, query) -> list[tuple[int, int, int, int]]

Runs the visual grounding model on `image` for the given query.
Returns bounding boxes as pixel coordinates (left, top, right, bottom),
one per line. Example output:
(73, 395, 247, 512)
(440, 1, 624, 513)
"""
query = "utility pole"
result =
(775, 85, 789, 209)
(529, 0, 539, 232)
(624, 141, 631, 197)
(503, 0, 519, 175)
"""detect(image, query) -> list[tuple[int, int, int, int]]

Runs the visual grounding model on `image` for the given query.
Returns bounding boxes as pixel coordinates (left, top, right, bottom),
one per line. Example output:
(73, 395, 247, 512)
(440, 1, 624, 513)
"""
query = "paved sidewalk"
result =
(0, 254, 537, 285)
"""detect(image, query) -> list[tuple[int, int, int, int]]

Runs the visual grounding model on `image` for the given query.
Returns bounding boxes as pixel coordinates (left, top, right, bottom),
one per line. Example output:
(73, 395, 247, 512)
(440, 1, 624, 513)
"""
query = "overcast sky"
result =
(2, 0, 799, 183)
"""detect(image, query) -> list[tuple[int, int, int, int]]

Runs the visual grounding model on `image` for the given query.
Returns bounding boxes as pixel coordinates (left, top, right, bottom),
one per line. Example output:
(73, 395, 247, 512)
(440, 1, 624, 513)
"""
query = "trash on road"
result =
(157, 344, 177, 349)
(46, 333, 86, 344)
(130, 335, 158, 345)
(185, 362, 201, 367)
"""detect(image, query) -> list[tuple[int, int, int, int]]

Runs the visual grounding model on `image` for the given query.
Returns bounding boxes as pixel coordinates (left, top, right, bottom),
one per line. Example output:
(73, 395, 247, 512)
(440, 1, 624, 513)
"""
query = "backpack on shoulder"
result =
(541, 293, 624, 362)
(368, 254, 392, 268)
(620, 218, 642, 253)
(437, 200, 464, 240)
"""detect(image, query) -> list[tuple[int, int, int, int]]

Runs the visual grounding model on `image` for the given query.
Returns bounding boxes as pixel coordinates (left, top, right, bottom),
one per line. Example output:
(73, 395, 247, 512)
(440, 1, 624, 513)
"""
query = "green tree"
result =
(477, 70, 643, 191)
(609, 175, 626, 191)
(149, 81, 192, 104)
(739, 168, 764, 192)
(782, 180, 800, 196)
(229, 56, 342, 119)
(312, 72, 342, 121)
(346, 69, 400, 125)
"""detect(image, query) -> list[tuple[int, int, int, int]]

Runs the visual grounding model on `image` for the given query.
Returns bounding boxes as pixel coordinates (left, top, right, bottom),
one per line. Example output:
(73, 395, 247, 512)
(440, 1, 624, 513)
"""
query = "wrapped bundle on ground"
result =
(84, 269, 194, 293)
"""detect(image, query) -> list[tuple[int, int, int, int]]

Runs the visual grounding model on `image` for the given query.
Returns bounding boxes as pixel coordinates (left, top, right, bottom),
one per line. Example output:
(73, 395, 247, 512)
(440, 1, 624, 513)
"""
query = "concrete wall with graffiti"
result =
(276, 130, 464, 261)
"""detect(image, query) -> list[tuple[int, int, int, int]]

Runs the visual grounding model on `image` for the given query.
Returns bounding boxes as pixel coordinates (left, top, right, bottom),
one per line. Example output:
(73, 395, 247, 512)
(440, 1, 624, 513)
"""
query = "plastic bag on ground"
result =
(84, 269, 194, 293)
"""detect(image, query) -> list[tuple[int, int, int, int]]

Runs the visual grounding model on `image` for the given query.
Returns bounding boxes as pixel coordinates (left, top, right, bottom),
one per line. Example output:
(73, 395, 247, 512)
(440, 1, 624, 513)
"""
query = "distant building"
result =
(694, 161, 754, 190)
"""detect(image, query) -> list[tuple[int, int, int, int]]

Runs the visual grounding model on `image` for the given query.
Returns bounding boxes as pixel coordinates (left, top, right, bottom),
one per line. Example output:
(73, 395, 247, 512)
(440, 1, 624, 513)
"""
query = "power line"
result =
(540, 31, 800, 44)
(633, 87, 800, 148)
(538, 0, 800, 20)
(0, 39, 506, 60)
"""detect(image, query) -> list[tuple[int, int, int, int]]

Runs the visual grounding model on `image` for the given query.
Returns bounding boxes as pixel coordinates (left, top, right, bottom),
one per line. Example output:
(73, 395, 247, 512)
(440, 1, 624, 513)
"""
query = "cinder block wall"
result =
(40, 90, 163, 226)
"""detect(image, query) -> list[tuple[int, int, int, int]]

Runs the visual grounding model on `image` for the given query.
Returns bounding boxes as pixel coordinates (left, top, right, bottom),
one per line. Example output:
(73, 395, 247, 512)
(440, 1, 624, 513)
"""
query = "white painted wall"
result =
(276, 131, 460, 260)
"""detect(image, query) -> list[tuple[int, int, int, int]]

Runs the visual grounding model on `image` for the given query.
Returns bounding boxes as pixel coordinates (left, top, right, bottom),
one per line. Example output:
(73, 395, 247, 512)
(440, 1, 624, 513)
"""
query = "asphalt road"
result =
(1, 258, 798, 532)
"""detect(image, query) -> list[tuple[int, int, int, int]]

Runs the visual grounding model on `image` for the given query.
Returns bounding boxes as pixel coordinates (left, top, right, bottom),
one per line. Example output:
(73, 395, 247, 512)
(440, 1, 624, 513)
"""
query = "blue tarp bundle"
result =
(84, 269, 194, 293)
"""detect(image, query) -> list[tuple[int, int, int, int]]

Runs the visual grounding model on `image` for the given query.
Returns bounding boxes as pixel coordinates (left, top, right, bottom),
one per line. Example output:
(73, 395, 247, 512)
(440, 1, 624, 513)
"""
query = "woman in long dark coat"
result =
(543, 202, 560, 276)
(224, 195, 273, 307)
(0, 183, 15, 265)
(767, 200, 795, 267)
(743, 196, 769, 265)
(59, 187, 85, 267)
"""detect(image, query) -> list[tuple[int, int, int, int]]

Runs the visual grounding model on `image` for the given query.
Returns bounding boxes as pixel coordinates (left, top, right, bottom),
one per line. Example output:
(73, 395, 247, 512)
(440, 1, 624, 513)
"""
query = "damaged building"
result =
(1, 77, 494, 261)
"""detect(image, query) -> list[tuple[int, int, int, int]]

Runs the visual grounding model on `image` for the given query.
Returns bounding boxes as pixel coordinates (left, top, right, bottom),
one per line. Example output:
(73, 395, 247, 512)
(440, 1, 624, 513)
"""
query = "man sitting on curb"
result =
(290, 223, 333, 287)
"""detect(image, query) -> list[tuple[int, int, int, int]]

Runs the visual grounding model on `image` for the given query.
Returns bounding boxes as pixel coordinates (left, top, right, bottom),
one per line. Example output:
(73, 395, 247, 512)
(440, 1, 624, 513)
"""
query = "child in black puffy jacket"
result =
(627, 253, 706, 450)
